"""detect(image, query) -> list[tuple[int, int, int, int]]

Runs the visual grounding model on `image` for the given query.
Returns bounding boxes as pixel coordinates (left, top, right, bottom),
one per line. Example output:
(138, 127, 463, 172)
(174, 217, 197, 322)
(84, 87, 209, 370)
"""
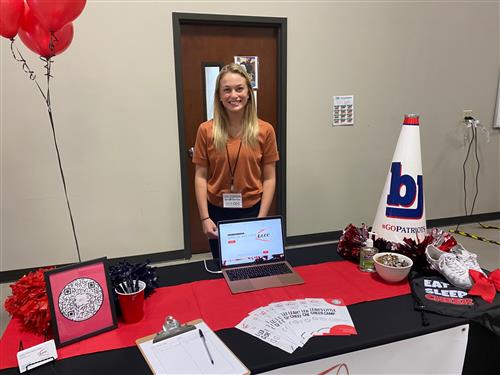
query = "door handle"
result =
(188, 147, 194, 159)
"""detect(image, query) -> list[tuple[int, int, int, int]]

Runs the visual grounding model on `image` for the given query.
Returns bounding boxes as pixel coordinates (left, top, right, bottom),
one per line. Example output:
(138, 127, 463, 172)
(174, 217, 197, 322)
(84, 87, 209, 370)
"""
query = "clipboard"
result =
(136, 319, 250, 375)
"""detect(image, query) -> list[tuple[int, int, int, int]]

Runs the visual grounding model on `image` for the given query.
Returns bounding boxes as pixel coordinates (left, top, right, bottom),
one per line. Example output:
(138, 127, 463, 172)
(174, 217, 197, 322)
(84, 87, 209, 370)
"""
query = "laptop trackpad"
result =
(230, 274, 303, 293)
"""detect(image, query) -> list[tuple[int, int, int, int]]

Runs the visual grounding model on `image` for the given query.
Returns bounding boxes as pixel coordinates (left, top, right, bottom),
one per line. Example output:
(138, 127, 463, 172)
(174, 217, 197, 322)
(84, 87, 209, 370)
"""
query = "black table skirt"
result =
(2, 244, 498, 374)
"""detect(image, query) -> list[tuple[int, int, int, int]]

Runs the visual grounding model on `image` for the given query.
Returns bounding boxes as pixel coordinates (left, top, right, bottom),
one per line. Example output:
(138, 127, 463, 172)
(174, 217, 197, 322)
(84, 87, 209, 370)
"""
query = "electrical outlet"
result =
(463, 110, 473, 119)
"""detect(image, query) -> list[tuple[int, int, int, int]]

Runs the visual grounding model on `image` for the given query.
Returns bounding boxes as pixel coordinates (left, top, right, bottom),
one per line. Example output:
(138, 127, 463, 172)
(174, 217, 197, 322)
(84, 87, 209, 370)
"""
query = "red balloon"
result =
(18, 8, 74, 58)
(26, 0, 85, 32)
(0, 0, 25, 39)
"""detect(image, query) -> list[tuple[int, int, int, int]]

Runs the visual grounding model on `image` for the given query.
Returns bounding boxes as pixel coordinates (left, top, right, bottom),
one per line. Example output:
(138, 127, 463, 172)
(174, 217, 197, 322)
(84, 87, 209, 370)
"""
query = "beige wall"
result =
(1, 1, 499, 271)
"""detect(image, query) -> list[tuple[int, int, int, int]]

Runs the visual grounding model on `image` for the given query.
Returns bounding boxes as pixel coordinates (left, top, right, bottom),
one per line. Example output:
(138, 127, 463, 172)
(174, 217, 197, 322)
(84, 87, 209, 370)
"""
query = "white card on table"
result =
(17, 339, 57, 373)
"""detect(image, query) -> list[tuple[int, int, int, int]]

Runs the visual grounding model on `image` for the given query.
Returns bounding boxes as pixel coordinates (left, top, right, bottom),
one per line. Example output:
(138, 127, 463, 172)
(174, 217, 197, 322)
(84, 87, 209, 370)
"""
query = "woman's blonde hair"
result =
(212, 63, 258, 150)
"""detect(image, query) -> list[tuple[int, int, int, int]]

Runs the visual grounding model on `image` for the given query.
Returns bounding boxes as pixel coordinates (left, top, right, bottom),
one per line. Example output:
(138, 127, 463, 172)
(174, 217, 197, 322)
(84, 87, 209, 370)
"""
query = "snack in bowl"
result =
(373, 252, 413, 283)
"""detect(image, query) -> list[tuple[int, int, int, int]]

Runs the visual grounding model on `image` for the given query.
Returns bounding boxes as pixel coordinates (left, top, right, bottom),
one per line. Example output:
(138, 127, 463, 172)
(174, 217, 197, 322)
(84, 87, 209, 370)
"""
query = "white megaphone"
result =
(372, 114, 426, 243)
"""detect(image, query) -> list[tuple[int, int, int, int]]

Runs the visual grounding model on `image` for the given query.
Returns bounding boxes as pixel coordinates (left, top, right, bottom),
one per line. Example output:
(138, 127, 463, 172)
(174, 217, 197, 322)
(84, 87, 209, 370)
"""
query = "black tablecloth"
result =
(2, 244, 498, 374)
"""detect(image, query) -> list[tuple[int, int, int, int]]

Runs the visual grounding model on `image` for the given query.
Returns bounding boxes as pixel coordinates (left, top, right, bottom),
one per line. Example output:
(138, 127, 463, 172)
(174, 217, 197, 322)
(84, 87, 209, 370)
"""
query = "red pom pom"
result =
(438, 236, 457, 252)
(337, 223, 369, 262)
(394, 235, 435, 272)
(4, 267, 54, 336)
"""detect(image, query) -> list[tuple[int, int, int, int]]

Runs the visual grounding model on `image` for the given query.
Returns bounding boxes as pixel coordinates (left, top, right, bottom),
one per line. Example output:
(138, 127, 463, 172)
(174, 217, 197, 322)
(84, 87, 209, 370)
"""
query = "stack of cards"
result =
(236, 298, 357, 353)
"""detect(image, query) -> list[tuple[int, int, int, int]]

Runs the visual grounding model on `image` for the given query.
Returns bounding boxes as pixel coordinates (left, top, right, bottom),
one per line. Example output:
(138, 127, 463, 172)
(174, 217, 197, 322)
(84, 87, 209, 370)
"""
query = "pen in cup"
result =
(199, 329, 214, 365)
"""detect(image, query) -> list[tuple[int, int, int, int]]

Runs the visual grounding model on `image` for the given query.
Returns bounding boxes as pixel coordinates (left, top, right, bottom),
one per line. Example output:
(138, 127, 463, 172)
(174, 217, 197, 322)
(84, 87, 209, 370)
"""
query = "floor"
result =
(451, 220, 500, 272)
(1, 220, 499, 337)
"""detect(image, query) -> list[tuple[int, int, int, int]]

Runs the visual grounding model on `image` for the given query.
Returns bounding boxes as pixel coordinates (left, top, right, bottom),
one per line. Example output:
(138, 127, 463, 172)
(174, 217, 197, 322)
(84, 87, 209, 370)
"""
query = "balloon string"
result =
(10, 36, 82, 263)
(42, 57, 53, 106)
(9, 38, 46, 101)
(42, 57, 82, 263)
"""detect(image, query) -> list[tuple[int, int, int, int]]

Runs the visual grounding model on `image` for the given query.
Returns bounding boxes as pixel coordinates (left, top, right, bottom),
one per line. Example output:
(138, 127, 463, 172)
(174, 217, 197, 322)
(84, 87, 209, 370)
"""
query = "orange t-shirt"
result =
(192, 119, 279, 208)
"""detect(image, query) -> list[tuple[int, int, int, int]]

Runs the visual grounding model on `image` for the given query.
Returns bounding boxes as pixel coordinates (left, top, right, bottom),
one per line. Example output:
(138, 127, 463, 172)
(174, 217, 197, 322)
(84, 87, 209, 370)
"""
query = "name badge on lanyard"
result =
(223, 193, 243, 208)
(224, 140, 243, 208)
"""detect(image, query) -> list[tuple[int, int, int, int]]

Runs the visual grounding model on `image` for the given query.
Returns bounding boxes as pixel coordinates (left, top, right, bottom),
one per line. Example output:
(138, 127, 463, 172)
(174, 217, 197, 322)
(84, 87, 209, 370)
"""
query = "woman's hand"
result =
(202, 218, 218, 239)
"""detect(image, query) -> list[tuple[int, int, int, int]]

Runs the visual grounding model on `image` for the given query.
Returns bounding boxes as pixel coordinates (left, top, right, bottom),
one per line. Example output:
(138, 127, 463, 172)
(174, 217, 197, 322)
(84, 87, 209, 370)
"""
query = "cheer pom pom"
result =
(337, 223, 369, 262)
(4, 268, 54, 336)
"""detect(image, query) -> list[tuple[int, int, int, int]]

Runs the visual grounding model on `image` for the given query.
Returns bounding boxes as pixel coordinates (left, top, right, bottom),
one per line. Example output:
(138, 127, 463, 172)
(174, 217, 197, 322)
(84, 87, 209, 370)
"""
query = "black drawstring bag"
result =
(409, 270, 500, 336)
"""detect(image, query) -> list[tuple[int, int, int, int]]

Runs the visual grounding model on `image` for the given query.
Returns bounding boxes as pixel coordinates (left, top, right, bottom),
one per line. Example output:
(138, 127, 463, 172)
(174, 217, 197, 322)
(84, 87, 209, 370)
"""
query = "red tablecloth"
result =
(0, 260, 410, 369)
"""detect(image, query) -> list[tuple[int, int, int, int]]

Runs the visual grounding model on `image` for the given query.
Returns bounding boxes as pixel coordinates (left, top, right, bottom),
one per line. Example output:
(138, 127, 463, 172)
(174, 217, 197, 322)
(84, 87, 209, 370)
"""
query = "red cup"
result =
(116, 280, 146, 323)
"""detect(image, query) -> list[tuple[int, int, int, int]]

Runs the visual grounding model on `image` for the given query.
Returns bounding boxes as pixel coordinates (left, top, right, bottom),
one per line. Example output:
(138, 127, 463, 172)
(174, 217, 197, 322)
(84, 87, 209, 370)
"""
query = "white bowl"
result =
(373, 252, 413, 283)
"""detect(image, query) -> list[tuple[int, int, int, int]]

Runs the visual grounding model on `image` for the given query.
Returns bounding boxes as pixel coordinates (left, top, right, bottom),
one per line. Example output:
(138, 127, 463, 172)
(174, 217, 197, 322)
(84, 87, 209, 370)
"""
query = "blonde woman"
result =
(192, 63, 279, 260)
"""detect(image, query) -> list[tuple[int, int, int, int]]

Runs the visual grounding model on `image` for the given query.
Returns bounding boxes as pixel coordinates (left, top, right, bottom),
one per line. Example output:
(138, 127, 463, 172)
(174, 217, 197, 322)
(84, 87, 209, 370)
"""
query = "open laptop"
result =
(217, 216, 304, 294)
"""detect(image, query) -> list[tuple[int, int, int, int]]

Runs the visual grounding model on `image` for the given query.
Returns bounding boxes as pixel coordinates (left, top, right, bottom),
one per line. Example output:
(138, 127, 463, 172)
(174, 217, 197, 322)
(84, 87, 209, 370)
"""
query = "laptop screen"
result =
(218, 216, 285, 267)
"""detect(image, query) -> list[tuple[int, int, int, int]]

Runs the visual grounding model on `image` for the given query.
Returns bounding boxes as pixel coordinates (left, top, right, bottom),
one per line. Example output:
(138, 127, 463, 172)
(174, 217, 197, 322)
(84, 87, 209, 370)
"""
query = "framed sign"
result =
(234, 56, 258, 89)
(44, 257, 117, 347)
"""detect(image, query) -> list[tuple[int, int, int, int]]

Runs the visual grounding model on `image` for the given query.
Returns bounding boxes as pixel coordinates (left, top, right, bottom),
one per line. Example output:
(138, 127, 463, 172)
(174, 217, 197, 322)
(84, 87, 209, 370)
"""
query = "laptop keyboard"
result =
(226, 263, 293, 281)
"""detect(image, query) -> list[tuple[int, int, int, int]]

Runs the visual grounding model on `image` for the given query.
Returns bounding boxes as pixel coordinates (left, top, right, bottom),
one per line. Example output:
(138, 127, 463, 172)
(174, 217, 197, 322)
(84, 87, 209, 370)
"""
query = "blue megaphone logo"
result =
(386, 162, 424, 219)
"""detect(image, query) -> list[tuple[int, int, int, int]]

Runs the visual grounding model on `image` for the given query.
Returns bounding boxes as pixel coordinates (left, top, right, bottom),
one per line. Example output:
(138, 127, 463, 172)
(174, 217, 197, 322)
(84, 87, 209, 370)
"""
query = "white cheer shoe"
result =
(450, 244, 485, 275)
(425, 245, 473, 289)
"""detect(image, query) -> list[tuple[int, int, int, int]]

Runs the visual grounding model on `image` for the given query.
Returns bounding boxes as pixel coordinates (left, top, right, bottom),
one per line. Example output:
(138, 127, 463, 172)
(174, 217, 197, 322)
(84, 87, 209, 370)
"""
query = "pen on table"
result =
(199, 329, 215, 365)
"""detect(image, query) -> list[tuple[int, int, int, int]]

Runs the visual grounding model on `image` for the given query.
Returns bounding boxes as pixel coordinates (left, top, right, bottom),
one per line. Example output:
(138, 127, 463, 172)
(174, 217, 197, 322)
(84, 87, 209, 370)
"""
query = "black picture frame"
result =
(44, 257, 117, 347)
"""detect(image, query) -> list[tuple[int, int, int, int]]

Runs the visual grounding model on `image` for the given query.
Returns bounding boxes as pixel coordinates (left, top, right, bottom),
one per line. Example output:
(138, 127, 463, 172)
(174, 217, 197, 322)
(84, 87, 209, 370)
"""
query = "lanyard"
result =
(226, 141, 242, 193)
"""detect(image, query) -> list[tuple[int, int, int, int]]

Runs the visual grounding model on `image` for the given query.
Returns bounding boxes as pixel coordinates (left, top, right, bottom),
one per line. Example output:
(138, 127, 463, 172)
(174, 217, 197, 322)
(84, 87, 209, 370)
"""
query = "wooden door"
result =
(173, 14, 287, 256)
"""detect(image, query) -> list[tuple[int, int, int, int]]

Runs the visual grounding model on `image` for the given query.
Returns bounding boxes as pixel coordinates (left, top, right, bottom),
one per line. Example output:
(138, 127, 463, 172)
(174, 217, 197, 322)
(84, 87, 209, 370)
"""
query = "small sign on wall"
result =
(234, 56, 258, 89)
(333, 95, 354, 126)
